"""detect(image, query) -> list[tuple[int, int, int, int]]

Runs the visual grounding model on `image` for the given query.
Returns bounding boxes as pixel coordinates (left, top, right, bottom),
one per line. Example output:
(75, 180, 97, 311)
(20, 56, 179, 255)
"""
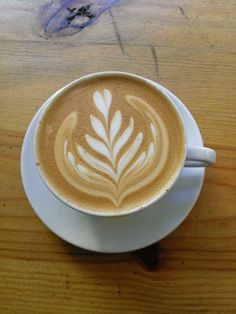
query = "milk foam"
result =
(35, 74, 185, 213)
(54, 89, 169, 207)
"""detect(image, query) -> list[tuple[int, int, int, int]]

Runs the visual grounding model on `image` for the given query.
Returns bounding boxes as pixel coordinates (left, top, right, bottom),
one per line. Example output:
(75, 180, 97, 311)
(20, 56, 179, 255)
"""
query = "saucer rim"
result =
(21, 80, 205, 253)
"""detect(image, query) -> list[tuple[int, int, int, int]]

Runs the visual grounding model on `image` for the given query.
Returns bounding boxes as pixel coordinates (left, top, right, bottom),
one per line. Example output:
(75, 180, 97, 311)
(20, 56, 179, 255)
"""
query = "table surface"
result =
(1, 1, 236, 313)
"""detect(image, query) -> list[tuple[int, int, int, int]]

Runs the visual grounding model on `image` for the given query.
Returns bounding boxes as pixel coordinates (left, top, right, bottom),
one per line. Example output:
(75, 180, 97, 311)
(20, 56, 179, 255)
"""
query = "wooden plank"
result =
(0, 0, 235, 53)
(154, 47, 236, 147)
(0, 255, 236, 313)
(0, 0, 116, 44)
(0, 0, 236, 313)
(114, 0, 236, 53)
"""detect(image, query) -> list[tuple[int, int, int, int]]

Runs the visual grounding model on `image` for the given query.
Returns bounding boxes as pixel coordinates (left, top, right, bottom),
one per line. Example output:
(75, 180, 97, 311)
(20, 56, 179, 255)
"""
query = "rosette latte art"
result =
(35, 75, 185, 213)
(55, 89, 169, 207)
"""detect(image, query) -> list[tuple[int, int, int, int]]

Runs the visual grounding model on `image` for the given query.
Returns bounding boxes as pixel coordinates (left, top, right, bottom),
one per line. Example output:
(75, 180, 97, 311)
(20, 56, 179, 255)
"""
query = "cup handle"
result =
(184, 147, 216, 167)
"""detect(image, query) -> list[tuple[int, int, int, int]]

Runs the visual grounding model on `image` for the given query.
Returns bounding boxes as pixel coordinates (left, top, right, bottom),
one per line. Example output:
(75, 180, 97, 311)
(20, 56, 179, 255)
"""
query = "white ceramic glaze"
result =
(34, 72, 215, 217)
(21, 80, 205, 253)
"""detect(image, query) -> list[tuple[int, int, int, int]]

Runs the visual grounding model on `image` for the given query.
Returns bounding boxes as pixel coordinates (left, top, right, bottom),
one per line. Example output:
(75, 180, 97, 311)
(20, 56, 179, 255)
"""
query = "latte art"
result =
(54, 89, 169, 207)
(35, 74, 185, 214)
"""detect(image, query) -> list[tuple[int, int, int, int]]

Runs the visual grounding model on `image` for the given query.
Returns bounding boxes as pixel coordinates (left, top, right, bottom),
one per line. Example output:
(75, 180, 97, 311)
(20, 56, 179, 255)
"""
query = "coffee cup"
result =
(34, 72, 216, 217)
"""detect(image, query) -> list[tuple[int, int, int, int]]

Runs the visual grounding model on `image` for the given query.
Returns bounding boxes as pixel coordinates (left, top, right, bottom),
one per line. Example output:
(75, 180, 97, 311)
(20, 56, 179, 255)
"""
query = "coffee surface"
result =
(35, 74, 185, 213)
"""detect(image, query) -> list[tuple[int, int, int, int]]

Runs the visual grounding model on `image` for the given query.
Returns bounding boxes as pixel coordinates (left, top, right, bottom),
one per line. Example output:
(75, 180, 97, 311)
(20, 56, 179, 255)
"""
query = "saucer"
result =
(21, 82, 205, 253)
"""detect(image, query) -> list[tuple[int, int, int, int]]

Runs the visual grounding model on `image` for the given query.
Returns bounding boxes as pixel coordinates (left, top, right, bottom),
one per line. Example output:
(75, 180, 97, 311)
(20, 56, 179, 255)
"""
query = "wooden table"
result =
(1, 1, 236, 313)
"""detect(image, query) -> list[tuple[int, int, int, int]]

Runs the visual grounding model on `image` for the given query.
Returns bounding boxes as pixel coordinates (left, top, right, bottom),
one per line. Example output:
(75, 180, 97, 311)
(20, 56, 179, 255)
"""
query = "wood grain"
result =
(0, 0, 236, 313)
(115, 0, 236, 53)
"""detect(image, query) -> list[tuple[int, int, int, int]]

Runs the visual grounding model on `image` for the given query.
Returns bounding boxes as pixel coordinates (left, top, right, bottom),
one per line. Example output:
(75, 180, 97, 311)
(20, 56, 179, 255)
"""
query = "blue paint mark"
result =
(38, 0, 119, 38)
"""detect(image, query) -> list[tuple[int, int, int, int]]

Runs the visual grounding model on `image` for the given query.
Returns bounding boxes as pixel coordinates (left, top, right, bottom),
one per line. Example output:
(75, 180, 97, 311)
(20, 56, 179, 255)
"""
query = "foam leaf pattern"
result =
(93, 89, 111, 123)
(110, 111, 122, 145)
(55, 89, 169, 207)
(90, 114, 107, 141)
(113, 117, 134, 161)
(85, 134, 111, 161)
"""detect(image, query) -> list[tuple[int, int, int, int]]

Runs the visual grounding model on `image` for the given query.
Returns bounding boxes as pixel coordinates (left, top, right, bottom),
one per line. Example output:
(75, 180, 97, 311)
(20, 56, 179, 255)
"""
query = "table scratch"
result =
(178, 6, 189, 20)
(109, 9, 124, 54)
(150, 45, 160, 80)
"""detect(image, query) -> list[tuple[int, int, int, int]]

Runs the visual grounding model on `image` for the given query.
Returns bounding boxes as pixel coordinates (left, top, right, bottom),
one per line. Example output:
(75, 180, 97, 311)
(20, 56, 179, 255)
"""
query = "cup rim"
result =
(34, 71, 187, 217)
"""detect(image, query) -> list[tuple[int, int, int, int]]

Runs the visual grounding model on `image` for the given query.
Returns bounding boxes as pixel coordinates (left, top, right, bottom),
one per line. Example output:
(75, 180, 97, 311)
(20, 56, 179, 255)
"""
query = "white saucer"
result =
(21, 82, 205, 253)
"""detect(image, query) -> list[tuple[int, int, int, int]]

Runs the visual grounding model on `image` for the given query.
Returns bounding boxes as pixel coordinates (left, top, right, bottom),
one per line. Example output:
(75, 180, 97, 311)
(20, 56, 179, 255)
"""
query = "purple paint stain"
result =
(39, 0, 119, 38)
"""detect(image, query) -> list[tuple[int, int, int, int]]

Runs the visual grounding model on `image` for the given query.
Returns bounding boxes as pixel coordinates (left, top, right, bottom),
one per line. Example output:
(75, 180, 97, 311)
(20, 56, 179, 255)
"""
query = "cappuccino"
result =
(35, 74, 185, 214)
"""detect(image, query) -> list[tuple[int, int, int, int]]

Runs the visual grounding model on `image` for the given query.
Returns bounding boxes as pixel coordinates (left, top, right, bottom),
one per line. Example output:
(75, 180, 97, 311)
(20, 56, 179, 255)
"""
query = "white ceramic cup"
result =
(34, 71, 216, 217)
